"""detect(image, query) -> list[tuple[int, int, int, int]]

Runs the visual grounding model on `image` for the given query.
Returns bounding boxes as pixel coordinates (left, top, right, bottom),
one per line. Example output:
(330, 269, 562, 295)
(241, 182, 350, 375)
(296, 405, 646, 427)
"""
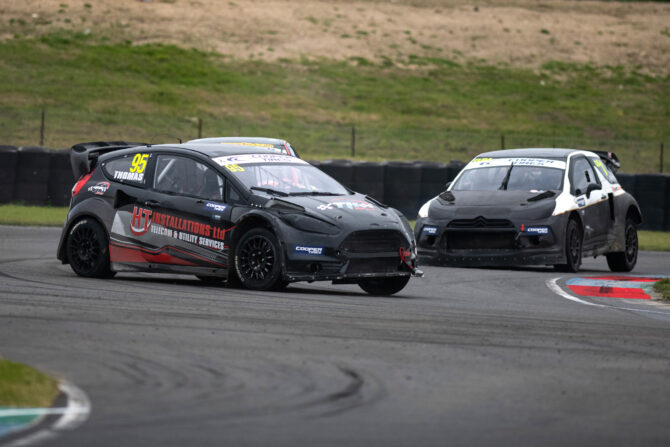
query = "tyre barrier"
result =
(0, 146, 18, 203)
(2, 149, 670, 232)
(48, 150, 75, 206)
(384, 161, 423, 217)
(353, 162, 385, 203)
(14, 146, 51, 205)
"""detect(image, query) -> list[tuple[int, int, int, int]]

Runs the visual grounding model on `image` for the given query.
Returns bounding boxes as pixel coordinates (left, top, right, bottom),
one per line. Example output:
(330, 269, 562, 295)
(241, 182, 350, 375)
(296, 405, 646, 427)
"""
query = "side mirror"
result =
(586, 183, 602, 198)
(445, 181, 452, 190)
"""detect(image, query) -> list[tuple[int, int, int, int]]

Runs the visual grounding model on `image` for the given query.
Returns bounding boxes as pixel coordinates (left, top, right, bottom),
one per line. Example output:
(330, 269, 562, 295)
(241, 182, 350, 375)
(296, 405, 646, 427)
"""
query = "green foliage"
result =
(0, 32, 668, 169)
(639, 231, 670, 251)
(653, 278, 670, 301)
(0, 205, 68, 226)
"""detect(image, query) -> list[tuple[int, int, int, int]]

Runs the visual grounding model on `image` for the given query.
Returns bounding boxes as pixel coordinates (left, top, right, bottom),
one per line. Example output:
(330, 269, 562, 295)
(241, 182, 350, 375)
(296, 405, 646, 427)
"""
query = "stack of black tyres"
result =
(48, 150, 75, 206)
(665, 175, 670, 231)
(15, 146, 51, 205)
(318, 159, 354, 190)
(353, 162, 385, 202)
(634, 174, 667, 231)
(384, 161, 422, 217)
(415, 161, 448, 205)
(0, 145, 18, 204)
(615, 173, 636, 199)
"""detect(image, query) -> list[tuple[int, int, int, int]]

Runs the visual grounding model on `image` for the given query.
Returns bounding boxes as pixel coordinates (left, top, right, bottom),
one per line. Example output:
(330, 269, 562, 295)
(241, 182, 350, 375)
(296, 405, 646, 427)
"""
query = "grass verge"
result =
(0, 205, 68, 227)
(653, 279, 670, 301)
(0, 32, 668, 171)
(0, 359, 59, 408)
(638, 231, 670, 251)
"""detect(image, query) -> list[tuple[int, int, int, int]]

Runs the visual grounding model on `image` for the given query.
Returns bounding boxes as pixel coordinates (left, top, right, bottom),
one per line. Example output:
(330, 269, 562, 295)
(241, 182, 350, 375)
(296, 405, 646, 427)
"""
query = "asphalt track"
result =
(1, 225, 669, 447)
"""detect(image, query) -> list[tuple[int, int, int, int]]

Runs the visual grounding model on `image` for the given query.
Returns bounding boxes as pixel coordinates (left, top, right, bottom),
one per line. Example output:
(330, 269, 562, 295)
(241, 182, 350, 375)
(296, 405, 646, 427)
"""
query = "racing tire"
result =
(358, 275, 410, 296)
(606, 219, 638, 272)
(234, 228, 282, 291)
(66, 218, 115, 278)
(555, 218, 582, 273)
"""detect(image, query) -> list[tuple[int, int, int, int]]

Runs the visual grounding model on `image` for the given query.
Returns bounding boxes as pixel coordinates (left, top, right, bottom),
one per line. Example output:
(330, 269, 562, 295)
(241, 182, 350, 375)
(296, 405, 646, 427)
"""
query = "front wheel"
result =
(606, 219, 638, 272)
(66, 218, 115, 278)
(234, 228, 282, 291)
(358, 276, 410, 296)
(554, 218, 582, 273)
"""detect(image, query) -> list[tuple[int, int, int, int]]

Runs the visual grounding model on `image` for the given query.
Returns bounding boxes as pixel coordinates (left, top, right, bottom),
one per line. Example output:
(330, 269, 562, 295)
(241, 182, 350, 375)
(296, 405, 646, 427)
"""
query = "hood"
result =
(429, 189, 557, 220)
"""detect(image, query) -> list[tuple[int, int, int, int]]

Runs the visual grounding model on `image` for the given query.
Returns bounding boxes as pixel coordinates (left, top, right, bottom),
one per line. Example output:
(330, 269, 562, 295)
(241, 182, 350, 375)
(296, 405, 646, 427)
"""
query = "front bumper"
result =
(415, 215, 567, 267)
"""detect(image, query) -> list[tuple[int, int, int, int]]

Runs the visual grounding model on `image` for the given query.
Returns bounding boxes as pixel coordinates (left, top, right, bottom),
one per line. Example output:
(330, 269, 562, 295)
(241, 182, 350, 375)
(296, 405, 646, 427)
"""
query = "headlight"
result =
(417, 200, 432, 219)
(280, 213, 340, 235)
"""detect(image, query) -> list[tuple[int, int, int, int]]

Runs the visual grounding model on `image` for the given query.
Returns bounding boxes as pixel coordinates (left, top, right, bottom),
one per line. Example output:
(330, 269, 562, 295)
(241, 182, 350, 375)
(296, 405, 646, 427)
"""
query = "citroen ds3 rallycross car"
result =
(57, 141, 421, 295)
(415, 148, 642, 272)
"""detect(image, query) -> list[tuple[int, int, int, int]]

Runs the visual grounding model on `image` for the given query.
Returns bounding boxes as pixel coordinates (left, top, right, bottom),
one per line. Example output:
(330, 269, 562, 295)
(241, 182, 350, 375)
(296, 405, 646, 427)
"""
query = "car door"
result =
(568, 155, 608, 249)
(103, 150, 160, 266)
(149, 154, 236, 271)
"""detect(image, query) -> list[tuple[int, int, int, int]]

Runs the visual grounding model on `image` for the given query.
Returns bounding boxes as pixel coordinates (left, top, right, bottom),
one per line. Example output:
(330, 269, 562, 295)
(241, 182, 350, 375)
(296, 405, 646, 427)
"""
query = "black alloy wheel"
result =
(66, 218, 115, 278)
(358, 275, 410, 296)
(606, 218, 638, 272)
(234, 228, 282, 290)
(555, 218, 582, 273)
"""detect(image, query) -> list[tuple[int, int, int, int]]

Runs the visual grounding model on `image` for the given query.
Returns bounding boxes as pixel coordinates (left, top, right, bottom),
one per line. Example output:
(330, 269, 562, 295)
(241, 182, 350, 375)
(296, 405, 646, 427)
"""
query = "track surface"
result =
(1, 226, 669, 446)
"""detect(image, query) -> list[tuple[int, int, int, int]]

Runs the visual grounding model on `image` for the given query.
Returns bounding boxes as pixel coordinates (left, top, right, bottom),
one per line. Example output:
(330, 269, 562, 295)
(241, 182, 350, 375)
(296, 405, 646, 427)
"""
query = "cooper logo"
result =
(88, 181, 110, 195)
(422, 226, 438, 235)
(204, 202, 227, 213)
(294, 245, 324, 256)
(130, 206, 153, 236)
(526, 226, 549, 235)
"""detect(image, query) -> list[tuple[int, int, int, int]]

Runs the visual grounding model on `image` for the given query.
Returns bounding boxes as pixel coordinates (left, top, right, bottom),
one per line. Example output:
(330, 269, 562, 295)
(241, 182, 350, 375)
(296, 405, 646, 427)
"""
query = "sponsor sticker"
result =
(465, 157, 566, 170)
(213, 153, 307, 167)
(577, 197, 586, 207)
(204, 202, 227, 213)
(422, 225, 438, 235)
(294, 245, 324, 256)
(524, 226, 550, 235)
(88, 181, 110, 195)
(317, 199, 376, 212)
(114, 171, 144, 182)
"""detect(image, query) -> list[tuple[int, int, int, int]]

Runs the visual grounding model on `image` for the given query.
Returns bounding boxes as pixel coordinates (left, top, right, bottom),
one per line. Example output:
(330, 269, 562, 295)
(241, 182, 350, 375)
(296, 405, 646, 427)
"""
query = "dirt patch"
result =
(2, 0, 669, 74)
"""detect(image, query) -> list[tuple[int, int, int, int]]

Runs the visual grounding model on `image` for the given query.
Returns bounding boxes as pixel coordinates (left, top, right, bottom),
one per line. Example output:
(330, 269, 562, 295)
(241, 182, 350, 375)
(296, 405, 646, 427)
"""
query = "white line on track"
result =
(4, 381, 90, 447)
(546, 277, 670, 316)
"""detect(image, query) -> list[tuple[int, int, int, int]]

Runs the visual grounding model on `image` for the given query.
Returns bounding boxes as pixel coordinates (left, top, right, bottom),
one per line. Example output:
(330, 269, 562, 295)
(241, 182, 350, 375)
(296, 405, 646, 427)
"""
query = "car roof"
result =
(187, 137, 287, 146)
(476, 148, 588, 160)
(98, 143, 297, 162)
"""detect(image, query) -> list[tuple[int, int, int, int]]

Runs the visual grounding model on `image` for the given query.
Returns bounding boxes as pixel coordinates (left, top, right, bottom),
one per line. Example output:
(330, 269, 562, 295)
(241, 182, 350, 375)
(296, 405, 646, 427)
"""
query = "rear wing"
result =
(71, 141, 146, 179)
(592, 150, 621, 173)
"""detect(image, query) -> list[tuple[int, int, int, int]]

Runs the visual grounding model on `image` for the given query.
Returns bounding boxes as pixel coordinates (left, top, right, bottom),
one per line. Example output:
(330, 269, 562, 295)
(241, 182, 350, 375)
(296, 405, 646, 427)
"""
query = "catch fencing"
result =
(1, 145, 669, 231)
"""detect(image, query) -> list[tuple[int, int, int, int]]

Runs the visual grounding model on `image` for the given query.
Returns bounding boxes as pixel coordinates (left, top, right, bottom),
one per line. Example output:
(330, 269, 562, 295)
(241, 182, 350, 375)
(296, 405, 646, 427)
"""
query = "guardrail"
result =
(1, 146, 669, 231)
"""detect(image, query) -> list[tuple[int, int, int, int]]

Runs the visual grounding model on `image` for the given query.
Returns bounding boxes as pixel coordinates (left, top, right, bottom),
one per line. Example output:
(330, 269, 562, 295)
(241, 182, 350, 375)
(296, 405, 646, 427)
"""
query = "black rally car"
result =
(57, 141, 420, 295)
(415, 148, 642, 272)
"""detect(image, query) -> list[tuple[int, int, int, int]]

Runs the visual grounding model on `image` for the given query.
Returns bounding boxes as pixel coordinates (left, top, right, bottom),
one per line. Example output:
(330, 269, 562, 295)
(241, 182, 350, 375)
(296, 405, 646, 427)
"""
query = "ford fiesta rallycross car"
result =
(57, 141, 420, 295)
(415, 148, 642, 272)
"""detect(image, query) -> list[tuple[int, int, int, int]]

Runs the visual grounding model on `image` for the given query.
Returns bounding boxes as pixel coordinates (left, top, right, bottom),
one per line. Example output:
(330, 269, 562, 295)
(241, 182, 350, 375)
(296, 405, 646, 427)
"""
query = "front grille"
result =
(442, 231, 516, 250)
(340, 230, 407, 253)
(347, 257, 399, 274)
(447, 217, 514, 229)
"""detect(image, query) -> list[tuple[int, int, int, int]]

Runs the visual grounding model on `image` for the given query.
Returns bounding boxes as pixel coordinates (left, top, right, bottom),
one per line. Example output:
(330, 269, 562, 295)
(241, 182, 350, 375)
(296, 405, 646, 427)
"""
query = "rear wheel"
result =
(234, 228, 282, 291)
(606, 219, 638, 272)
(554, 218, 582, 273)
(66, 218, 115, 278)
(358, 276, 410, 296)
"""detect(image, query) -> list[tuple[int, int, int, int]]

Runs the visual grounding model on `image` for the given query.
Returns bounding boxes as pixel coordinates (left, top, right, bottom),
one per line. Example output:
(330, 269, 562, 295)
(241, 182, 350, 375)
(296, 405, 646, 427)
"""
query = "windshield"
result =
(453, 165, 564, 191)
(212, 154, 348, 195)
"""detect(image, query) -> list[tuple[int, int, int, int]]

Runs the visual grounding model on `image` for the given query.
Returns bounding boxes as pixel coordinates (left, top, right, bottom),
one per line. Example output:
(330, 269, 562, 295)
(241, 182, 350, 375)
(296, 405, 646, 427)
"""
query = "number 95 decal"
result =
(130, 153, 149, 173)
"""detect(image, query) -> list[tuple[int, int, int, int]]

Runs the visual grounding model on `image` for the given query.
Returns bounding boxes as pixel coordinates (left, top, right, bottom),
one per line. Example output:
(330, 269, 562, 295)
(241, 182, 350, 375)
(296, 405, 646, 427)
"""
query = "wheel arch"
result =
(626, 205, 642, 226)
(228, 213, 285, 279)
(58, 212, 111, 264)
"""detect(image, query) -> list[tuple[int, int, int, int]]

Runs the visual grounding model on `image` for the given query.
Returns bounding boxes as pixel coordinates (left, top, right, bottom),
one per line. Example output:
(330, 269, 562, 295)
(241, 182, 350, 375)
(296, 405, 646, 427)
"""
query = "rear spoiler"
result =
(592, 150, 620, 173)
(71, 141, 146, 179)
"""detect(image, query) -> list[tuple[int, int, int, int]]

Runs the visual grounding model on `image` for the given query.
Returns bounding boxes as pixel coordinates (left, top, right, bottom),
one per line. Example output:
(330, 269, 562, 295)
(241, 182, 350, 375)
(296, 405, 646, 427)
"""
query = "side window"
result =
(154, 155, 224, 201)
(570, 157, 599, 196)
(102, 152, 152, 187)
(589, 157, 618, 184)
(226, 181, 244, 205)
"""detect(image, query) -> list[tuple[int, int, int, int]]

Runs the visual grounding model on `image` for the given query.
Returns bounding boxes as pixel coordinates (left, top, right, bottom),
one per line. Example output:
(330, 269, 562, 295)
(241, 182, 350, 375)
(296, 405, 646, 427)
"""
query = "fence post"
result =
(661, 143, 664, 174)
(197, 118, 202, 139)
(500, 134, 505, 150)
(351, 126, 356, 158)
(40, 109, 45, 146)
